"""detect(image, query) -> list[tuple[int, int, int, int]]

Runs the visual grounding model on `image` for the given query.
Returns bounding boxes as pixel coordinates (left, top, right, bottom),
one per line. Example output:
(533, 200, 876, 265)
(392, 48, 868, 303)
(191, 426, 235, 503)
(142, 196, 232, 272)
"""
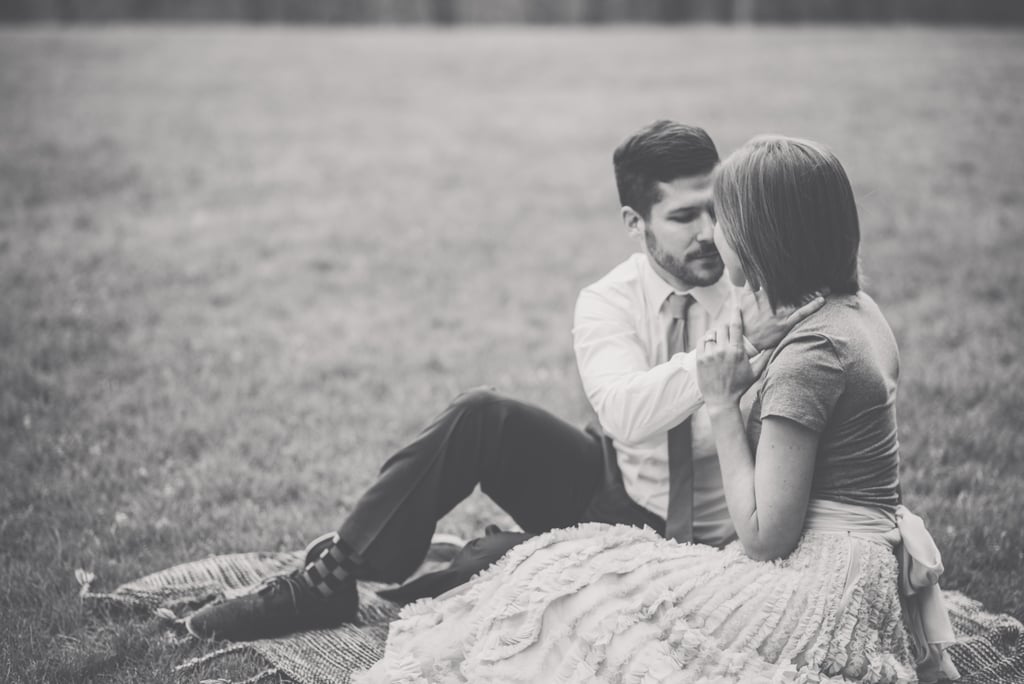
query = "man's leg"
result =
(335, 387, 606, 584)
(187, 387, 606, 640)
(358, 399, 673, 605)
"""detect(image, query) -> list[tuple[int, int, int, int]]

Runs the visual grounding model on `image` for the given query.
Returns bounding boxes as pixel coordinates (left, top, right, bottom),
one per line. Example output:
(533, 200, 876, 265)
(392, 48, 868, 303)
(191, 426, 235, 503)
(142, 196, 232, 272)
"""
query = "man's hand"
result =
(738, 285, 827, 352)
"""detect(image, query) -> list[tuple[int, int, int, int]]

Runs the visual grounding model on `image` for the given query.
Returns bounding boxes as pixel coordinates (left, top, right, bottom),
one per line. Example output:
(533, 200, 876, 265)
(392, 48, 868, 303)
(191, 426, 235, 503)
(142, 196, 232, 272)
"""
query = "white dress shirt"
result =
(573, 253, 737, 546)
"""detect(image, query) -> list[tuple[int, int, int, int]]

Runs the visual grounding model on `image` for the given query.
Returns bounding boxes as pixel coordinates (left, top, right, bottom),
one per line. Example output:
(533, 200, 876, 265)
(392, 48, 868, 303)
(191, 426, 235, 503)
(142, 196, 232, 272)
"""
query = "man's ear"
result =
(621, 206, 645, 240)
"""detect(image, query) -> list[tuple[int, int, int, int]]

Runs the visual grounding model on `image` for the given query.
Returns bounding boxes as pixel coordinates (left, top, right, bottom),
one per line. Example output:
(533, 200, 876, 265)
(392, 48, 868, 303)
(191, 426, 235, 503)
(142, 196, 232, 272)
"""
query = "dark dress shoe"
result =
(185, 570, 358, 641)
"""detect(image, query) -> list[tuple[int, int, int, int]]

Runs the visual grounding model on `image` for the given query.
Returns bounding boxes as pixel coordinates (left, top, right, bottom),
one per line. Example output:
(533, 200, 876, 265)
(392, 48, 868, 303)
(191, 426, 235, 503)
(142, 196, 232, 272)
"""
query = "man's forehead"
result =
(656, 174, 714, 204)
(677, 172, 713, 189)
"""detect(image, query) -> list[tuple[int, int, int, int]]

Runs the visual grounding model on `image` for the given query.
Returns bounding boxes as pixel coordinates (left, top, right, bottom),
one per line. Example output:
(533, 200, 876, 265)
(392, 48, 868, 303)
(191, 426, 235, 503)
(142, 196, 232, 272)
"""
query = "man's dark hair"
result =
(613, 120, 720, 219)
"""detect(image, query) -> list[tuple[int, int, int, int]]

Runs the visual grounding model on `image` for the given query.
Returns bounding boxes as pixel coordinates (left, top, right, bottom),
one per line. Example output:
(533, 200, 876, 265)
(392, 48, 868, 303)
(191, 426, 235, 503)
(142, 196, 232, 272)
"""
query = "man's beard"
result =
(644, 226, 724, 287)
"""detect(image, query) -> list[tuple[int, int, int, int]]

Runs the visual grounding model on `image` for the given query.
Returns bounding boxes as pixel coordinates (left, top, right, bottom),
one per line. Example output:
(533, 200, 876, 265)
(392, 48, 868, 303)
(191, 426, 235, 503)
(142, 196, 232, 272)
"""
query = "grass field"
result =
(1, 25, 1023, 683)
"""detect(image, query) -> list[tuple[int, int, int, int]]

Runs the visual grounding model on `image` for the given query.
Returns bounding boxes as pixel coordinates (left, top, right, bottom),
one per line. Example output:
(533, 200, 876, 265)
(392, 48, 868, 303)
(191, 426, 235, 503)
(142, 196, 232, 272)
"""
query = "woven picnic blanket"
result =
(80, 550, 1024, 684)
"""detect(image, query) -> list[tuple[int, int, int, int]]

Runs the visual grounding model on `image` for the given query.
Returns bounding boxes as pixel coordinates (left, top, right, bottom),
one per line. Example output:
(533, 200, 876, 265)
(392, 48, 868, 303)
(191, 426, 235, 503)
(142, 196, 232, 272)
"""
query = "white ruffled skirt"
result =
(355, 519, 919, 684)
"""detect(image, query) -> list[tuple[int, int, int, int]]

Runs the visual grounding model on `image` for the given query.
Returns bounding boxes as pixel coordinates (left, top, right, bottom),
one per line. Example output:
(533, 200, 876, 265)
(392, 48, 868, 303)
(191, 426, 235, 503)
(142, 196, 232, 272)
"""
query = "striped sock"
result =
(301, 533, 362, 598)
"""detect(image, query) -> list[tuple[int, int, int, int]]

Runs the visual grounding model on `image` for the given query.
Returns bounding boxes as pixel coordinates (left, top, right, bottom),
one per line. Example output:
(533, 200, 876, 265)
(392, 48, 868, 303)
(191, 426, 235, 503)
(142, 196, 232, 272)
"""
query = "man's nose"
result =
(696, 213, 715, 242)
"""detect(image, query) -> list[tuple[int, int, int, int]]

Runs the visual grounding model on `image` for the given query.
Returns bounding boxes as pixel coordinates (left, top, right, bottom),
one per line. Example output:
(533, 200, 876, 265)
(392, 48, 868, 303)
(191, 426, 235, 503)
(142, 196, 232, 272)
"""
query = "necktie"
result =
(665, 293, 696, 543)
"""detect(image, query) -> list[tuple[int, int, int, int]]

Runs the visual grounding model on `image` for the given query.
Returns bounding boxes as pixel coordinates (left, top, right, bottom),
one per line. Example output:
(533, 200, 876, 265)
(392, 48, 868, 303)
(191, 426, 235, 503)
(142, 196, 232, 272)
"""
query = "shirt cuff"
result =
(742, 336, 760, 357)
(673, 349, 697, 376)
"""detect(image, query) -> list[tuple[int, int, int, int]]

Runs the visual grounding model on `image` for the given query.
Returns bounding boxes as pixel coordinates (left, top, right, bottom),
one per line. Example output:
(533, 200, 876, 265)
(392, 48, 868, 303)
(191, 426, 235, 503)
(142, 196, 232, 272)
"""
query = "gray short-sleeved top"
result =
(745, 292, 902, 511)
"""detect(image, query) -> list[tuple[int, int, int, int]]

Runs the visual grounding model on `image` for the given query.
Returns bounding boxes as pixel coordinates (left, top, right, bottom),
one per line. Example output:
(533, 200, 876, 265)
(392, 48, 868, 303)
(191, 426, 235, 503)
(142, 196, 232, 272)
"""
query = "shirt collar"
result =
(638, 253, 732, 319)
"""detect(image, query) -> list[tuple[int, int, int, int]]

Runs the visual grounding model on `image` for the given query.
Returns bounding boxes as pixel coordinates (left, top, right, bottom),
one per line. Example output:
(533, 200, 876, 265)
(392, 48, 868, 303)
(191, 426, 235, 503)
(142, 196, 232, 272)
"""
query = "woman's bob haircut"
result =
(713, 135, 861, 310)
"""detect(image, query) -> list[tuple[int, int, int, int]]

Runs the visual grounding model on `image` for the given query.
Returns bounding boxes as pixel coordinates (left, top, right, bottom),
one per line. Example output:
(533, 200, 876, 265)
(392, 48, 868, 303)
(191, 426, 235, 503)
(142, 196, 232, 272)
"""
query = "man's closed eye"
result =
(670, 206, 715, 223)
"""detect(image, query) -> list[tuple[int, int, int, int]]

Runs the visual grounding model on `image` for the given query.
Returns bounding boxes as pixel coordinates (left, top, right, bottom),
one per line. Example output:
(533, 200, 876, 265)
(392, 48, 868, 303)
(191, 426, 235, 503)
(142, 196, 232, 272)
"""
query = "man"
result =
(187, 120, 822, 641)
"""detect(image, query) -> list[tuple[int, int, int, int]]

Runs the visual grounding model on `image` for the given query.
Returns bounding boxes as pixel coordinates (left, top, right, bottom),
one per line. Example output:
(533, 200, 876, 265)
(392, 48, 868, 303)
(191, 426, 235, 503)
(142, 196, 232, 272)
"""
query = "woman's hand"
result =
(697, 305, 756, 410)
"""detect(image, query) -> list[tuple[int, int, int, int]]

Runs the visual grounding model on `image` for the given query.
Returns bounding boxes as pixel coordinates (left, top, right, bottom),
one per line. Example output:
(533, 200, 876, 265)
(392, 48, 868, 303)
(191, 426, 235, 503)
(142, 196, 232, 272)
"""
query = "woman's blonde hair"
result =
(713, 135, 860, 310)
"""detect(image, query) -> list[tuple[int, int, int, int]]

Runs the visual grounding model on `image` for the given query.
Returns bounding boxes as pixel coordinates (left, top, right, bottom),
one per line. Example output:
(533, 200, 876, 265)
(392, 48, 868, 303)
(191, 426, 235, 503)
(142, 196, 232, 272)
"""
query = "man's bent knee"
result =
(446, 387, 529, 436)
(450, 386, 506, 411)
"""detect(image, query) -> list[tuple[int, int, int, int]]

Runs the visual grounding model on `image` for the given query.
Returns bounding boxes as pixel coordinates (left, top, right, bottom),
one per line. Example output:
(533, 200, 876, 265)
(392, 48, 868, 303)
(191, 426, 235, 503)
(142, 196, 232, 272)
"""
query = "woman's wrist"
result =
(704, 399, 741, 420)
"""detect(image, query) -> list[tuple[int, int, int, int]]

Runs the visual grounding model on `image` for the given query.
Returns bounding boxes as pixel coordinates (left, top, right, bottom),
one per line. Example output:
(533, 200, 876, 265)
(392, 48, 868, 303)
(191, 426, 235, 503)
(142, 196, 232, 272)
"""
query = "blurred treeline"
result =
(2, 0, 1022, 24)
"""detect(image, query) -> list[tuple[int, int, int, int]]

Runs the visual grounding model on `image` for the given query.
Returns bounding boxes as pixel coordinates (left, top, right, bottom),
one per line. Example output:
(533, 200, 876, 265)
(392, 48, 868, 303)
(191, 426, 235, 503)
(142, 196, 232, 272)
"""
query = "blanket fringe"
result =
(186, 650, 281, 684)
(176, 644, 250, 673)
(75, 567, 161, 611)
(197, 672, 282, 684)
(75, 568, 96, 598)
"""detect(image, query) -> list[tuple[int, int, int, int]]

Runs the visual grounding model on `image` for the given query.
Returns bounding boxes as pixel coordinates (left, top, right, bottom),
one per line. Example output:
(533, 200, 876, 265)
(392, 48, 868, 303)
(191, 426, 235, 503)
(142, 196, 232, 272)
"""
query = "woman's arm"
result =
(696, 306, 820, 561)
(704, 407, 817, 561)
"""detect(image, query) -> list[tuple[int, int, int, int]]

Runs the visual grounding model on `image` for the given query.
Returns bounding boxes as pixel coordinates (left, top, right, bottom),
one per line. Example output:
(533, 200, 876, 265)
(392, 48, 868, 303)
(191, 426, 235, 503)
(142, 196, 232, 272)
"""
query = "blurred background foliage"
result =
(2, 0, 1023, 24)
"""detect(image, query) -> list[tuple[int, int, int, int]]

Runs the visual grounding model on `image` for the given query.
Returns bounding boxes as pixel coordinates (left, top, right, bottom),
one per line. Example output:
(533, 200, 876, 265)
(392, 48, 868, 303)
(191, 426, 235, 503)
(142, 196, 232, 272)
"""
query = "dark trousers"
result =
(337, 388, 664, 591)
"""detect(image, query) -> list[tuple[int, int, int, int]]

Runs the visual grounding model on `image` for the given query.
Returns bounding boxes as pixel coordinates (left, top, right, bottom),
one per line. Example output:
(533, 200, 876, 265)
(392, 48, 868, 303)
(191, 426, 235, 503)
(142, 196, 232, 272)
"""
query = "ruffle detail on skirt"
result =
(355, 523, 918, 684)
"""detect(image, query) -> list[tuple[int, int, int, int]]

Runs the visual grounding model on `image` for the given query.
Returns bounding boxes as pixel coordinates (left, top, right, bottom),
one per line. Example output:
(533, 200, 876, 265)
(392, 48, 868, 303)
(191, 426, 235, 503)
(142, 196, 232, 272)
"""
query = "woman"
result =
(354, 137, 957, 684)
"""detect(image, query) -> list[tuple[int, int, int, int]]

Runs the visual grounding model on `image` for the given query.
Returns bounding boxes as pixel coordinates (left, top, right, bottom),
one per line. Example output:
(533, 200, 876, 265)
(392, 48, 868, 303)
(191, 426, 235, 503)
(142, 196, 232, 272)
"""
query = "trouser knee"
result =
(447, 386, 520, 431)
(450, 386, 504, 411)
(446, 386, 523, 474)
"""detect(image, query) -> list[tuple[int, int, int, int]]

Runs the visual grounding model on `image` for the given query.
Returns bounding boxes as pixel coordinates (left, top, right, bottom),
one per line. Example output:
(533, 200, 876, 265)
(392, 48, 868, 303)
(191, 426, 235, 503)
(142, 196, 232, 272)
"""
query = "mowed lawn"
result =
(1, 25, 1022, 683)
